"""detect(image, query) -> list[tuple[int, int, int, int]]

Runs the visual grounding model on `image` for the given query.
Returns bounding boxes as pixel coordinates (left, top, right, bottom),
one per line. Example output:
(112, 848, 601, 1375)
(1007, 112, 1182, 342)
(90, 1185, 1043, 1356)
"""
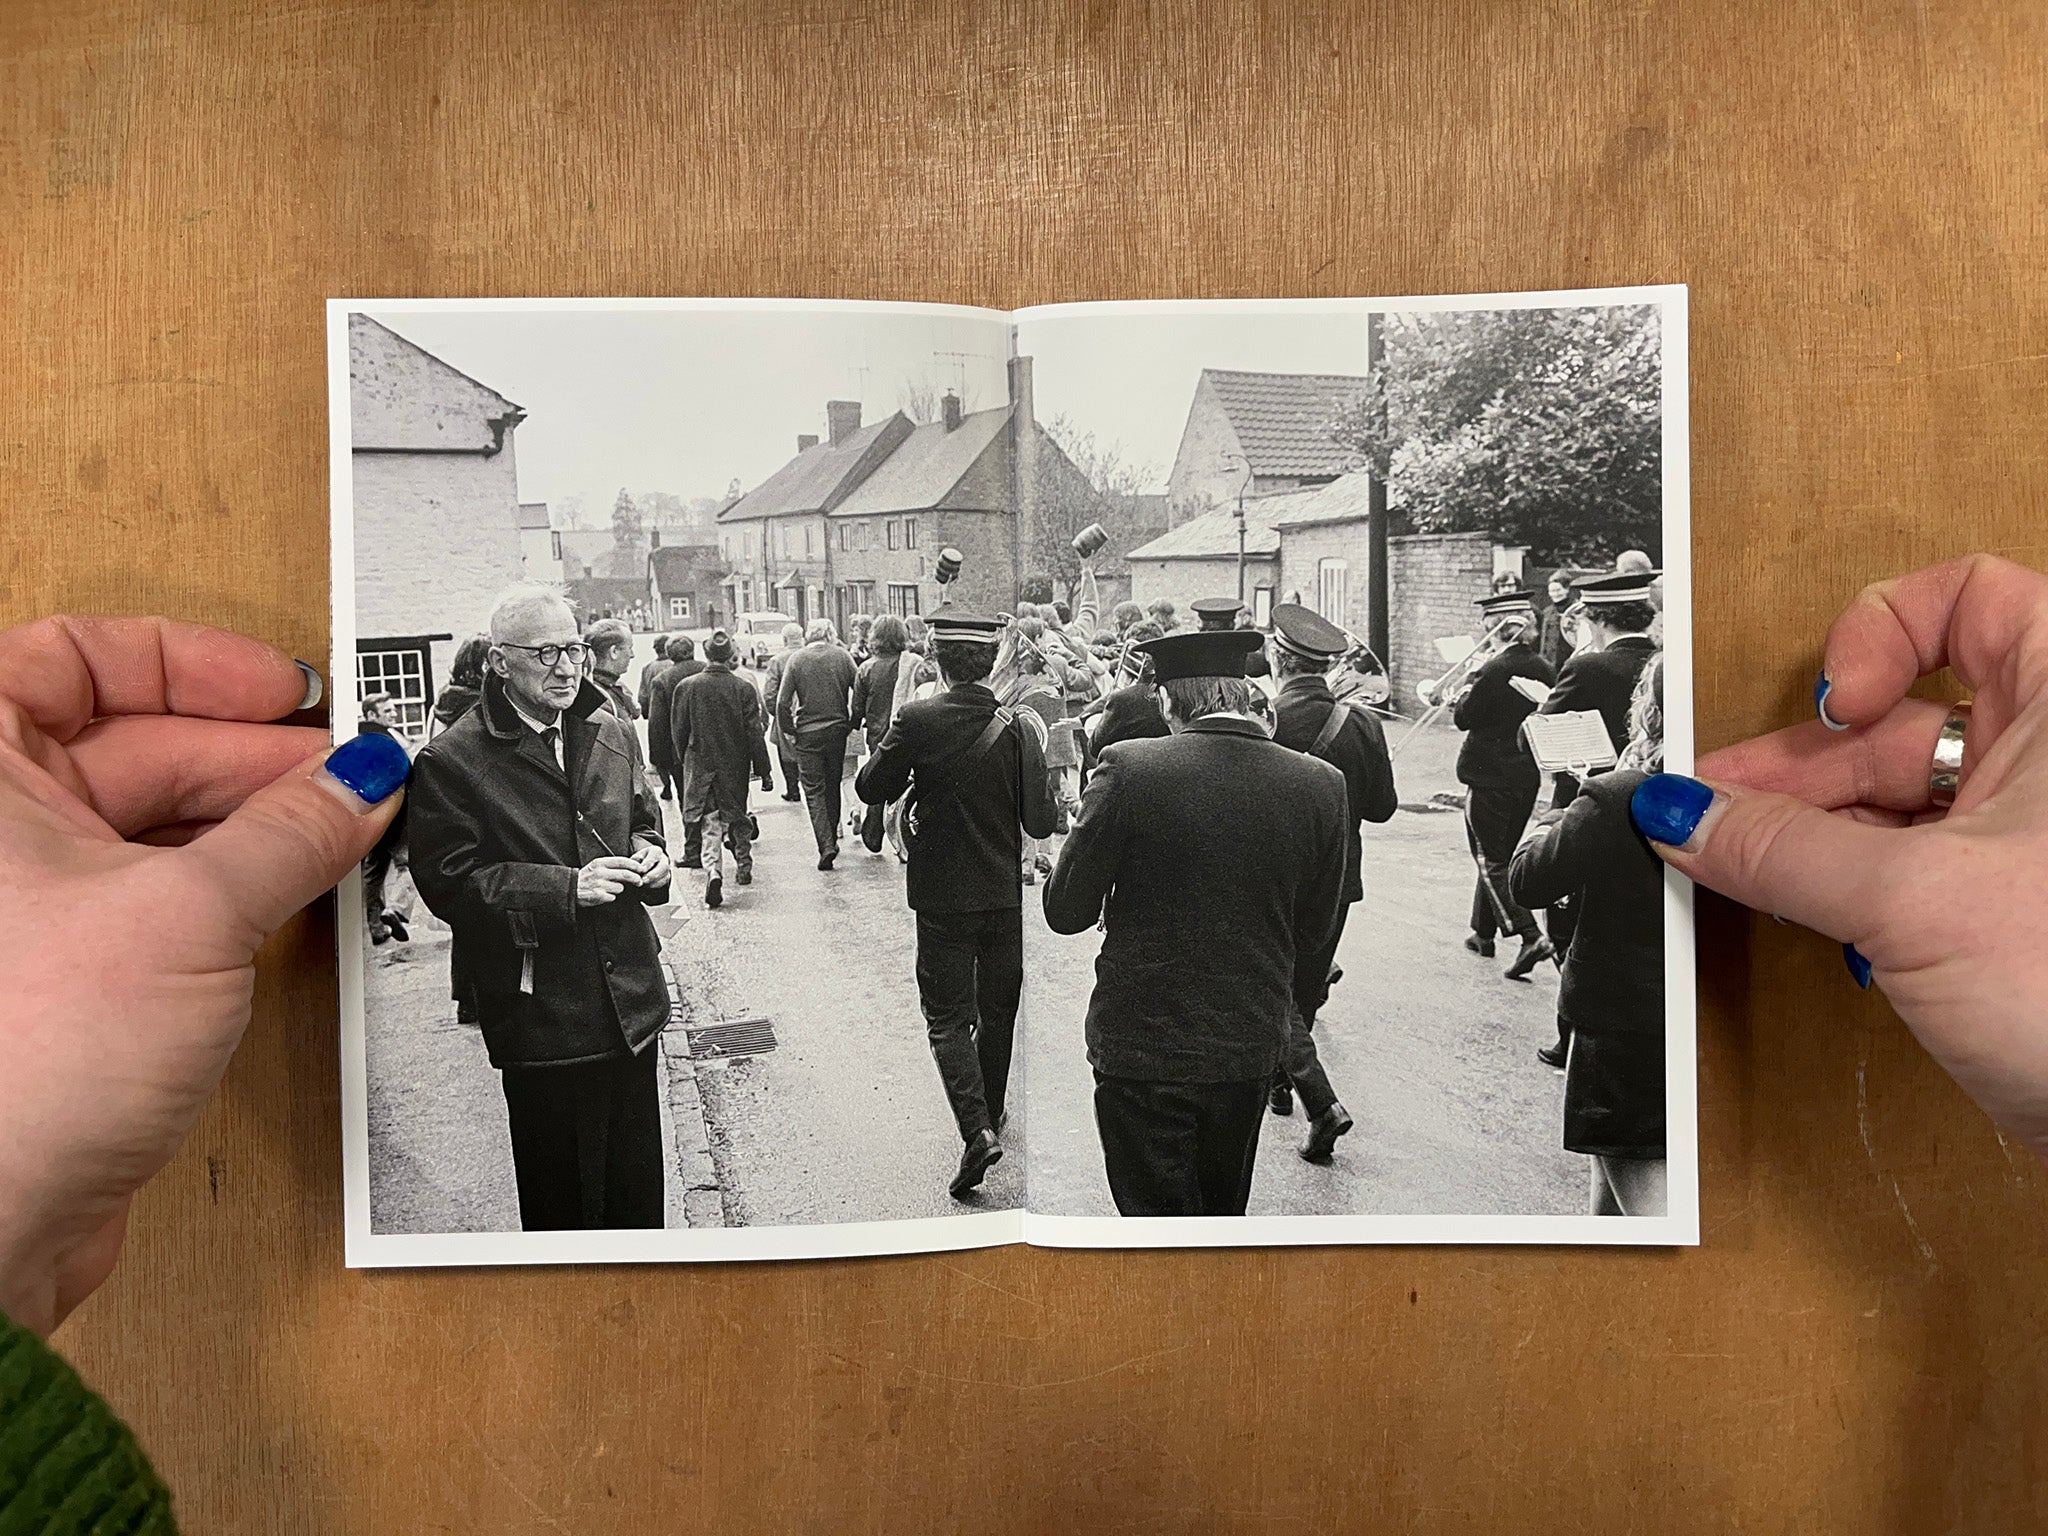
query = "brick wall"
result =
(1389, 531, 1496, 706)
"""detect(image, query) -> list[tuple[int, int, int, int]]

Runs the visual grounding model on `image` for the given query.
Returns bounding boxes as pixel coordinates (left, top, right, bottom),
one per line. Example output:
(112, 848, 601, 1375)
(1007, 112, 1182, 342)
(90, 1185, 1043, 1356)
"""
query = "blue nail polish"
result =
(1843, 942, 1873, 989)
(1815, 670, 1849, 731)
(325, 733, 410, 804)
(1631, 772, 1715, 845)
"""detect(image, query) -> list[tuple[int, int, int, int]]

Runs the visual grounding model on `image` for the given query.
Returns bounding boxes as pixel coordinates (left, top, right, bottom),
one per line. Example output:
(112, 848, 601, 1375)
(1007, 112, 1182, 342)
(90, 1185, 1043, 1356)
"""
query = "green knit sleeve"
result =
(0, 1310, 176, 1535)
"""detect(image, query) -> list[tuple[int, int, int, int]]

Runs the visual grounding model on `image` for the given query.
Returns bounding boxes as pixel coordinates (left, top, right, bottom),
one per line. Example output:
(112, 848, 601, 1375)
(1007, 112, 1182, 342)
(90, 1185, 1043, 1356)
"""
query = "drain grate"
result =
(681, 1015, 778, 1061)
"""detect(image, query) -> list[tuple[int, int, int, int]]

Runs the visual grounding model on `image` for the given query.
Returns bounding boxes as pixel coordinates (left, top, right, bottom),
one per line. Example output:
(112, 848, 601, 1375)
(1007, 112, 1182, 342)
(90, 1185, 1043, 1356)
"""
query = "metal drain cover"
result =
(681, 1015, 777, 1061)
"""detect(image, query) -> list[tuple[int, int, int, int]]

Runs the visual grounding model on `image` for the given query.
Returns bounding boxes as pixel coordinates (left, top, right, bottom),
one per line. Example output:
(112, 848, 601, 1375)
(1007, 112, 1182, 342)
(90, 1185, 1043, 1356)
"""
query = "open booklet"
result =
(328, 287, 1695, 1267)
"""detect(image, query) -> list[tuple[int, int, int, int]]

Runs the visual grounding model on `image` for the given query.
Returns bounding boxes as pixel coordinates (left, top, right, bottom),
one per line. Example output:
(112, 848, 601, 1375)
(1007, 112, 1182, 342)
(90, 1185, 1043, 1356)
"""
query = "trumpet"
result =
(1416, 618, 1517, 708)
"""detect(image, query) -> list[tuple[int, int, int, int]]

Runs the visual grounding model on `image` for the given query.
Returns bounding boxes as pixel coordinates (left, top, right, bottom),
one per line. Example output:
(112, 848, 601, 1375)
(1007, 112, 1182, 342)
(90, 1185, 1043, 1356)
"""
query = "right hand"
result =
(575, 855, 641, 907)
(1629, 555, 2048, 1155)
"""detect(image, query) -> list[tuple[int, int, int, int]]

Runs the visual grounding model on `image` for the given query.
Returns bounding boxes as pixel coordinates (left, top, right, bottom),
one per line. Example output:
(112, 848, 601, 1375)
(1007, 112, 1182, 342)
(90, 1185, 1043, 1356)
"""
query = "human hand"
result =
(575, 856, 641, 906)
(0, 617, 408, 1335)
(1628, 555, 2048, 1155)
(628, 843, 671, 889)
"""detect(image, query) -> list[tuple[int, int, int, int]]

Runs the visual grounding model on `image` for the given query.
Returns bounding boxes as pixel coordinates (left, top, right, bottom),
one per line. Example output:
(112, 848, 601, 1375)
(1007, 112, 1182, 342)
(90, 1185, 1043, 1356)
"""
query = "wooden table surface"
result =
(6, 2, 2046, 1530)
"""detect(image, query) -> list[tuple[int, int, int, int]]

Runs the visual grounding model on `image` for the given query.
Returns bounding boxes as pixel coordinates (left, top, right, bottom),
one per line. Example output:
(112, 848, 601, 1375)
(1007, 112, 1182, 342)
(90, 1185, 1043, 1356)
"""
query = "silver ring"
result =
(1930, 700, 1971, 809)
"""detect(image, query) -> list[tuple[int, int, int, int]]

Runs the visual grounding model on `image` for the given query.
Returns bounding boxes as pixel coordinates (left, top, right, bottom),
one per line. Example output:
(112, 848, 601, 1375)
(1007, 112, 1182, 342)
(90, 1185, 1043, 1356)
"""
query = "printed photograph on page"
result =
(333, 299, 1054, 1263)
(1010, 290, 1696, 1245)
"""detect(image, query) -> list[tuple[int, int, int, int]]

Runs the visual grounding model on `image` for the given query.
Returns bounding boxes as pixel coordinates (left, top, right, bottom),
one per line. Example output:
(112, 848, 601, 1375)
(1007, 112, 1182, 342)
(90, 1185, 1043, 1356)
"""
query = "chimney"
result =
(650, 528, 662, 549)
(797, 433, 819, 453)
(1008, 353, 1037, 585)
(826, 400, 862, 447)
(941, 391, 962, 432)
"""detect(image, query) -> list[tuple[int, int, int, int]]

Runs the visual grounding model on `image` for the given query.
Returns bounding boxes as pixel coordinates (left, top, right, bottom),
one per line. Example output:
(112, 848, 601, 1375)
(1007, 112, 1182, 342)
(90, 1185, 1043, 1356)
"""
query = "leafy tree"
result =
(1330, 306, 1663, 565)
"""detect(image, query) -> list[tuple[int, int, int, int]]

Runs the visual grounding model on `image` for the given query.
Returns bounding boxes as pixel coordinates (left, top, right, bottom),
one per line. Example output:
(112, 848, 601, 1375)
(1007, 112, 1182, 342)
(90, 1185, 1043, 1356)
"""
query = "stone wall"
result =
(1389, 532, 1496, 706)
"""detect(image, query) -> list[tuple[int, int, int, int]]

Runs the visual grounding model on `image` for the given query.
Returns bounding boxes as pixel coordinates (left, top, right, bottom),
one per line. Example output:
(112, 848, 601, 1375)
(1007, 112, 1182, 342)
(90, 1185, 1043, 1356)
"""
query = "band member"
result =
(1044, 629, 1348, 1217)
(356, 693, 411, 945)
(1192, 596, 1271, 677)
(1539, 570, 1660, 808)
(1264, 604, 1400, 1160)
(855, 608, 1058, 1200)
(1446, 589, 1555, 980)
(1509, 653, 1667, 1217)
(670, 629, 773, 908)
(407, 585, 672, 1231)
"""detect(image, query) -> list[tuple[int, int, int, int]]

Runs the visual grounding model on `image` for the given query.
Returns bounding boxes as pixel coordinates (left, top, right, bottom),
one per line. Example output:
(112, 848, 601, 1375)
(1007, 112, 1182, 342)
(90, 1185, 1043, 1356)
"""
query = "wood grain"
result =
(5, 1, 2046, 1529)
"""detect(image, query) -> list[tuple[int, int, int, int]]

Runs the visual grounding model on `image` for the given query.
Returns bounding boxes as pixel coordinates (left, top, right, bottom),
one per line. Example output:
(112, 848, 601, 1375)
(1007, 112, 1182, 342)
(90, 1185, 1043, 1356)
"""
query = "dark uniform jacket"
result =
(855, 680, 1058, 914)
(1272, 673, 1399, 906)
(1540, 633, 1655, 760)
(407, 673, 671, 1071)
(670, 661, 772, 821)
(646, 658, 703, 775)
(1506, 768, 1663, 1040)
(1452, 640, 1554, 793)
(1044, 717, 1349, 1084)
(1088, 682, 1171, 755)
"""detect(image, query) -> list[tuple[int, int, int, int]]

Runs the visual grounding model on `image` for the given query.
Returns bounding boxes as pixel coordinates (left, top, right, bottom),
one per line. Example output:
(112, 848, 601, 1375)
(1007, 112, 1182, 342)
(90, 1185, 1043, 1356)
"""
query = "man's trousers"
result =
(913, 908, 1023, 1142)
(498, 1041, 665, 1231)
(1465, 781, 1540, 944)
(795, 728, 850, 857)
(1093, 1074, 1269, 1216)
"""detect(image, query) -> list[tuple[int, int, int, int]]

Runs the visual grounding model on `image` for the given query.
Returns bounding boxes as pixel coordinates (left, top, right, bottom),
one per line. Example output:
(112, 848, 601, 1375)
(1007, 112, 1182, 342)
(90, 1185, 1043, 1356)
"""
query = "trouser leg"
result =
(1281, 907, 1346, 1118)
(1093, 1075, 1204, 1216)
(1466, 785, 1539, 942)
(972, 910, 1023, 1129)
(601, 1042, 667, 1228)
(778, 750, 800, 799)
(726, 809, 753, 875)
(682, 817, 704, 866)
(797, 736, 844, 856)
(914, 912, 992, 1141)
(702, 812, 725, 883)
(1193, 1078, 1270, 1216)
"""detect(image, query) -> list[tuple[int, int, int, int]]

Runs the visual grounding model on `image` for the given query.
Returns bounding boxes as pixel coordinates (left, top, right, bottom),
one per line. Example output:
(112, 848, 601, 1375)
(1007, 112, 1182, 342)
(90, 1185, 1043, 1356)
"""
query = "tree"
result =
(1329, 306, 1663, 565)
(1033, 415, 1161, 605)
(611, 487, 643, 551)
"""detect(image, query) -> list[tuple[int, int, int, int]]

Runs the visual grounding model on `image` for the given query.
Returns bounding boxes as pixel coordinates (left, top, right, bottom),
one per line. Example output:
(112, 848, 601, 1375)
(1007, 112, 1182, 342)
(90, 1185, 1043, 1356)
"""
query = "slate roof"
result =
(1261, 469, 1376, 529)
(650, 544, 720, 587)
(717, 415, 911, 522)
(1203, 369, 1369, 477)
(831, 407, 1011, 517)
(1127, 510, 1281, 561)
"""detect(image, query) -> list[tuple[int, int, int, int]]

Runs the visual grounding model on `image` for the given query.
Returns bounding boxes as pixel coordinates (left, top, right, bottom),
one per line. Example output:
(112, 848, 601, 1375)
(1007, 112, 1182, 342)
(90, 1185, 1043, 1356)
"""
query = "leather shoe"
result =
(704, 876, 723, 909)
(1536, 1041, 1568, 1070)
(949, 1129, 1003, 1198)
(1300, 1102, 1354, 1163)
(1504, 937, 1555, 981)
(1267, 1078, 1294, 1116)
(380, 910, 409, 942)
(817, 850, 836, 871)
(735, 867, 753, 886)
(1463, 933, 1495, 958)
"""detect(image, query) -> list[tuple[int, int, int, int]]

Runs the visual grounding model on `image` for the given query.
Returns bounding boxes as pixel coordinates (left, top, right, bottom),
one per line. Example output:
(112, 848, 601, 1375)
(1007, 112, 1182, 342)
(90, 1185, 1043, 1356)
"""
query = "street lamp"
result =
(1218, 451, 1253, 604)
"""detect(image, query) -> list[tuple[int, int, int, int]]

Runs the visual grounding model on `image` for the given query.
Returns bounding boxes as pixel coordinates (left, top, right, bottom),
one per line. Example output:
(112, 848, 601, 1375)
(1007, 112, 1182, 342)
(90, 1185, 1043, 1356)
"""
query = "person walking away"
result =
(640, 636, 678, 801)
(855, 607, 1057, 1199)
(1538, 570, 1659, 809)
(849, 614, 908, 853)
(762, 622, 806, 802)
(583, 618, 638, 723)
(1043, 627, 1348, 1217)
(1264, 604, 1400, 1159)
(671, 629, 772, 909)
(657, 636, 707, 860)
(999, 618, 1066, 883)
(1445, 590, 1556, 981)
(777, 618, 858, 870)
(407, 584, 673, 1231)
(1509, 654, 1668, 1216)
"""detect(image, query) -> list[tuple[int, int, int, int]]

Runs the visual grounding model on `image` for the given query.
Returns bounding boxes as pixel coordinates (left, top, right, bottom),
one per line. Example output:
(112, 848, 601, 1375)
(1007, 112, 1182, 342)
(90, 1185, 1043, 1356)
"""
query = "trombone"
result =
(1392, 617, 1517, 758)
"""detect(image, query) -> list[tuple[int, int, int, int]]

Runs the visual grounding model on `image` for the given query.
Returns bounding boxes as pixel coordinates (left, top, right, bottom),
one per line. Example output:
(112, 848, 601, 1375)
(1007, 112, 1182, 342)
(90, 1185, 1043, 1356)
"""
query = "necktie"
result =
(540, 725, 561, 770)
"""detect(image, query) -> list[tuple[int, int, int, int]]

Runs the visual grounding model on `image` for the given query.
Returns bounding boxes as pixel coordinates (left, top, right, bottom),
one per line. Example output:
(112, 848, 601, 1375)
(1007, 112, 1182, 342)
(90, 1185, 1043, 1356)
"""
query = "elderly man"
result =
(670, 629, 772, 908)
(583, 618, 638, 722)
(408, 584, 673, 1231)
(776, 618, 858, 870)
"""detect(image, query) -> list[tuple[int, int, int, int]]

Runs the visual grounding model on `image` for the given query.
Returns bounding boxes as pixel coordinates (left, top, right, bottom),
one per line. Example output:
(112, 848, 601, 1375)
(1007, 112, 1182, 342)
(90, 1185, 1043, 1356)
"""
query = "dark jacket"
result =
(1272, 673, 1398, 906)
(1453, 640, 1554, 792)
(432, 682, 480, 732)
(671, 661, 772, 820)
(855, 680, 1057, 914)
(776, 641, 857, 742)
(637, 658, 672, 715)
(1088, 682, 1170, 756)
(407, 673, 671, 1070)
(1043, 718, 1349, 1083)
(1537, 607, 1571, 674)
(1507, 769, 1664, 1041)
(851, 651, 903, 740)
(1541, 633, 1656, 761)
(594, 671, 638, 722)
(646, 658, 703, 774)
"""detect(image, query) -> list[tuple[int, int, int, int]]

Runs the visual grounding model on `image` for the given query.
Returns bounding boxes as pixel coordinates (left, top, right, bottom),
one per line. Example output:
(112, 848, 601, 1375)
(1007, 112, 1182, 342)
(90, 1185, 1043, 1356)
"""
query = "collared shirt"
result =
(507, 698, 565, 770)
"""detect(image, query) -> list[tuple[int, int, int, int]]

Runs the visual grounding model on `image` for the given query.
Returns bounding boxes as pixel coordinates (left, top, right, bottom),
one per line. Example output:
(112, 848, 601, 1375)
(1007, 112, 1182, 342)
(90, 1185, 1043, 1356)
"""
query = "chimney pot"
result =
(941, 391, 963, 432)
(826, 400, 862, 447)
(797, 433, 820, 453)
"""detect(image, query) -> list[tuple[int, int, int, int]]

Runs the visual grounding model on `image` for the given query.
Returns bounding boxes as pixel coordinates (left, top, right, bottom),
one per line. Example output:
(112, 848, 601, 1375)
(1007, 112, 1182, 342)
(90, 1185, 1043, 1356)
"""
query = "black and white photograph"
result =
(328, 289, 1694, 1267)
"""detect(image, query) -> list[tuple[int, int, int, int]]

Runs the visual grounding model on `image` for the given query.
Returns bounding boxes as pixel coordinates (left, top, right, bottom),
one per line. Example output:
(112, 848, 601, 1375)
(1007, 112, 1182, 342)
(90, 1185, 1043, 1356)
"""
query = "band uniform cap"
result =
(1136, 628, 1265, 682)
(927, 605, 1003, 646)
(1268, 602, 1350, 661)
(1572, 570, 1661, 606)
(1474, 589, 1537, 616)
(1191, 596, 1246, 629)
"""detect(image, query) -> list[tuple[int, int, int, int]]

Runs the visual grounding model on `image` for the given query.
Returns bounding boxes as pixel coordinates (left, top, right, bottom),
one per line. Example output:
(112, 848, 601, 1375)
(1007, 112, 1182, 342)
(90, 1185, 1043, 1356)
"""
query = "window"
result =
(550, 531, 563, 560)
(804, 523, 815, 557)
(858, 521, 871, 551)
(886, 520, 899, 551)
(356, 640, 434, 738)
(887, 582, 921, 618)
(838, 523, 849, 552)
(1317, 559, 1350, 625)
(744, 531, 755, 562)
(903, 517, 917, 550)
(1253, 585, 1273, 627)
(669, 596, 690, 620)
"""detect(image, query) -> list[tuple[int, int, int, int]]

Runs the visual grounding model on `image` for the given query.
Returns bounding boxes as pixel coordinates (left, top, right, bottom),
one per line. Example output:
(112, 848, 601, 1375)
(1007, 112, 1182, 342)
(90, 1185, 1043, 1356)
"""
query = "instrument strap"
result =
(1309, 699, 1351, 760)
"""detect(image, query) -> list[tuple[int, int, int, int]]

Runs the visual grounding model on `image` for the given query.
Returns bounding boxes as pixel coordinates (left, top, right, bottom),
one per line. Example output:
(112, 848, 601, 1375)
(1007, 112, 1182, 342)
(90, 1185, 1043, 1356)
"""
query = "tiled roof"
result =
(831, 407, 1011, 517)
(717, 415, 910, 522)
(1204, 369, 1368, 477)
(348, 314, 523, 453)
(1127, 510, 1281, 561)
(1261, 469, 1376, 529)
(649, 544, 720, 584)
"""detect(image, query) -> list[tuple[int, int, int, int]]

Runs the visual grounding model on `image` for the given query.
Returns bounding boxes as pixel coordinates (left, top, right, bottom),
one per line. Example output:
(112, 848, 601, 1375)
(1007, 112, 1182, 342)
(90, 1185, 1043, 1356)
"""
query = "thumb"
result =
(1628, 771, 1907, 941)
(173, 732, 410, 941)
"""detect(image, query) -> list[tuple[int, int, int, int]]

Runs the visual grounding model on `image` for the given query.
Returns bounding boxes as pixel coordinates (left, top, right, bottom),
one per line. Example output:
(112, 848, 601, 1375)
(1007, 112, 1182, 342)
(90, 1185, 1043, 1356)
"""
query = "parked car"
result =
(736, 610, 794, 671)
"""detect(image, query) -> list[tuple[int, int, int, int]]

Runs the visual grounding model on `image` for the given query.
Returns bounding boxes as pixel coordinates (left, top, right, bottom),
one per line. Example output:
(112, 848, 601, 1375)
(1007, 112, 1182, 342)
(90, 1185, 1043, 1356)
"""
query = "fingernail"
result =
(318, 733, 410, 809)
(1815, 669, 1849, 732)
(1843, 942, 1873, 989)
(1631, 772, 1717, 846)
(295, 660, 324, 711)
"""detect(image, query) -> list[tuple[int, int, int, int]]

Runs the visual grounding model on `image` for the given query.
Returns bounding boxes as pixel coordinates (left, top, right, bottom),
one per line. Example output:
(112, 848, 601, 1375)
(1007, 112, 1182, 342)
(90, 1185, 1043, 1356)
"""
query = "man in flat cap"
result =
(1444, 588, 1556, 982)
(1044, 627, 1349, 1217)
(1265, 603, 1400, 1160)
(669, 629, 772, 909)
(856, 606, 1058, 1200)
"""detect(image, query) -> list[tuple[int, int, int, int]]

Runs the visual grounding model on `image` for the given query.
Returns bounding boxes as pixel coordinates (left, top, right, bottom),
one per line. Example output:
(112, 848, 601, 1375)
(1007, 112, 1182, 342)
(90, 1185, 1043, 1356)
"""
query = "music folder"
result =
(1521, 710, 1618, 774)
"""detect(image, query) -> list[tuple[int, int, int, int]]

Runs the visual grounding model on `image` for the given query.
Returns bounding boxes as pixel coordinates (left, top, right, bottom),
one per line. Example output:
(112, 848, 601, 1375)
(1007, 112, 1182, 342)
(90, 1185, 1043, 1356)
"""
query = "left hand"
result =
(629, 842, 671, 888)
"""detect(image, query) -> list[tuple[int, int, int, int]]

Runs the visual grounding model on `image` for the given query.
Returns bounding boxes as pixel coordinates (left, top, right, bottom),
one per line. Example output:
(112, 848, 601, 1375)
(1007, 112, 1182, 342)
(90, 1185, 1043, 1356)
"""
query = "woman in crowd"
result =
(1508, 653, 1667, 1216)
(1538, 570, 1578, 675)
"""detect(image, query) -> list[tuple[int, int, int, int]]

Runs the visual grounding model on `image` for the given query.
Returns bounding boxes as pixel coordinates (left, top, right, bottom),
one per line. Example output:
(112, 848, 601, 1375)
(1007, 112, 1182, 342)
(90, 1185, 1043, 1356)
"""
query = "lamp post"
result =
(1218, 451, 1253, 604)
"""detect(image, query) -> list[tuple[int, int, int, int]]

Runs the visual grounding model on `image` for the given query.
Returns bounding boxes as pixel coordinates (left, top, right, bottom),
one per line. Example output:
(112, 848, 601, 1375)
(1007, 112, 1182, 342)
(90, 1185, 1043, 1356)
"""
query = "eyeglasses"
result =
(499, 641, 591, 669)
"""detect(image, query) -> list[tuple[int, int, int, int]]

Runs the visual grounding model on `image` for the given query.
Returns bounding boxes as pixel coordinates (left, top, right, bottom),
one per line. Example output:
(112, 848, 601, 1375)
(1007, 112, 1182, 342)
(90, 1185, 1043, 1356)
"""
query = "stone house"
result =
(347, 313, 527, 736)
(1164, 368, 1369, 528)
(1124, 510, 1282, 626)
(648, 540, 727, 631)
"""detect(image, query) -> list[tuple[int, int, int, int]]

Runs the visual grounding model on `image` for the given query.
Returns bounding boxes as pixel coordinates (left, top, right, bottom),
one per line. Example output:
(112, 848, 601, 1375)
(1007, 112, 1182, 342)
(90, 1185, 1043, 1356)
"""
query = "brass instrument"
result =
(1415, 618, 1516, 709)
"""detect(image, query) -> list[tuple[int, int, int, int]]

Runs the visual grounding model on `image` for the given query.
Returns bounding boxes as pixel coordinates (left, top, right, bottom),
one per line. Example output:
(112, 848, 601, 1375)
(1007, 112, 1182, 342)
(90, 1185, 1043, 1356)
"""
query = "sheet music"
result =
(1509, 676, 1552, 706)
(1521, 709, 1617, 773)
